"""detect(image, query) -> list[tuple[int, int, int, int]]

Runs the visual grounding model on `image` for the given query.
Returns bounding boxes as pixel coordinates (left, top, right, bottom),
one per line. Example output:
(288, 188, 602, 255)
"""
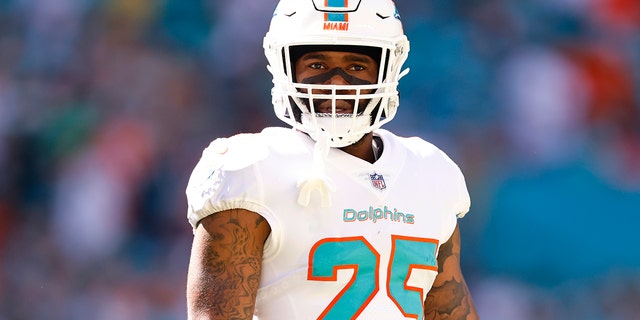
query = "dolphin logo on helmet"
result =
(322, 0, 351, 30)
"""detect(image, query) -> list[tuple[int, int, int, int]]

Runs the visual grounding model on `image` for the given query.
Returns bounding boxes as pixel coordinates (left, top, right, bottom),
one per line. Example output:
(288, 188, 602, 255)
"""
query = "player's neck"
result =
(340, 132, 379, 164)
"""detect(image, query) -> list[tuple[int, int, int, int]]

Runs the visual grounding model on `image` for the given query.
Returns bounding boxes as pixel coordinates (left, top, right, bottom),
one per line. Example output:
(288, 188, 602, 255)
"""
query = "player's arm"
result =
(186, 208, 271, 320)
(424, 223, 479, 320)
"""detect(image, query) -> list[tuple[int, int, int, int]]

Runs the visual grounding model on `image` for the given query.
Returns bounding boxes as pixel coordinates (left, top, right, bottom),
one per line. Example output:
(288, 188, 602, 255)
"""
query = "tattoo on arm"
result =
(423, 226, 478, 320)
(188, 209, 270, 320)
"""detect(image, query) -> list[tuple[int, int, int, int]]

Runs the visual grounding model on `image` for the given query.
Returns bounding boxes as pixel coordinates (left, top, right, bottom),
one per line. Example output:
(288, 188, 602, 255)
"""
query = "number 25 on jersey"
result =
(308, 235, 439, 320)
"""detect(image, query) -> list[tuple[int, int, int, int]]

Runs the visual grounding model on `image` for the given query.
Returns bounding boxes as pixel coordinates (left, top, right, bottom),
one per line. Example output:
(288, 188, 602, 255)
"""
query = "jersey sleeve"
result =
(185, 134, 270, 231)
(403, 134, 471, 244)
(452, 161, 471, 219)
(437, 148, 471, 246)
(405, 135, 471, 220)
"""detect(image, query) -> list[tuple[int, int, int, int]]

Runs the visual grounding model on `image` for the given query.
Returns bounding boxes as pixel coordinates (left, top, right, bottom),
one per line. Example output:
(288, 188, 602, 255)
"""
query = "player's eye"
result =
(309, 62, 326, 70)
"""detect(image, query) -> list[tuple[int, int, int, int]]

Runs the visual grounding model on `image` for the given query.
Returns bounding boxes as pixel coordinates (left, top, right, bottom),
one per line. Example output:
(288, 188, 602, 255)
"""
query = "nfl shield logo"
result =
(370, 172, 386, 191)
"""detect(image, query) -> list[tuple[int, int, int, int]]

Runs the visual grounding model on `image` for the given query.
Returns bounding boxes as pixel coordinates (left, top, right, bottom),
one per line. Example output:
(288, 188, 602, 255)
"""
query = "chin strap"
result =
(297, 132, 335, 207)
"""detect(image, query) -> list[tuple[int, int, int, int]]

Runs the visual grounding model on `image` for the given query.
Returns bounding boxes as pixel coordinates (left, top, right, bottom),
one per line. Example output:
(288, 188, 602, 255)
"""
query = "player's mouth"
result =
(313, 99, 355, 114)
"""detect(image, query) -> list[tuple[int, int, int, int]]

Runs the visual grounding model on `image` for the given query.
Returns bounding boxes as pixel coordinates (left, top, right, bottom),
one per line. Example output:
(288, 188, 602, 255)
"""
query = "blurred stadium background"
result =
(0, 0, 639, 319)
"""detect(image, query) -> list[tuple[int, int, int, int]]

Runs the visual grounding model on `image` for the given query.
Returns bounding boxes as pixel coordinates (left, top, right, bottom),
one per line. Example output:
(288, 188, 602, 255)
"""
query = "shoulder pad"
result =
(202, 133, 270, 171)
(186, 133, 269, 208)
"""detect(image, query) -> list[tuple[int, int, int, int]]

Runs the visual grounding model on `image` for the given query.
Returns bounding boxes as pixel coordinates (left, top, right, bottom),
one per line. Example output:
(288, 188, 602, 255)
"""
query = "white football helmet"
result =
(264, 0, 410, 148)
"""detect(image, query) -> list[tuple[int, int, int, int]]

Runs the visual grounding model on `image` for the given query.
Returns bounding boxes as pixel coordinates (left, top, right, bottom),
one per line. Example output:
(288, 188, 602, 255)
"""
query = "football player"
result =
(186, 0, 478, 319)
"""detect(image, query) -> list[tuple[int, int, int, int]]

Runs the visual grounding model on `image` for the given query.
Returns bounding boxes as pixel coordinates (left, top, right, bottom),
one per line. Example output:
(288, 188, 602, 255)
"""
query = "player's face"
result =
(294, 51, 379, 114)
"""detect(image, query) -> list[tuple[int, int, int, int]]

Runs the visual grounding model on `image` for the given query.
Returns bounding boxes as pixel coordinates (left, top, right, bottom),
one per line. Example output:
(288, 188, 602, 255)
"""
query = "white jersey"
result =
(186, 127, 470, 320)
